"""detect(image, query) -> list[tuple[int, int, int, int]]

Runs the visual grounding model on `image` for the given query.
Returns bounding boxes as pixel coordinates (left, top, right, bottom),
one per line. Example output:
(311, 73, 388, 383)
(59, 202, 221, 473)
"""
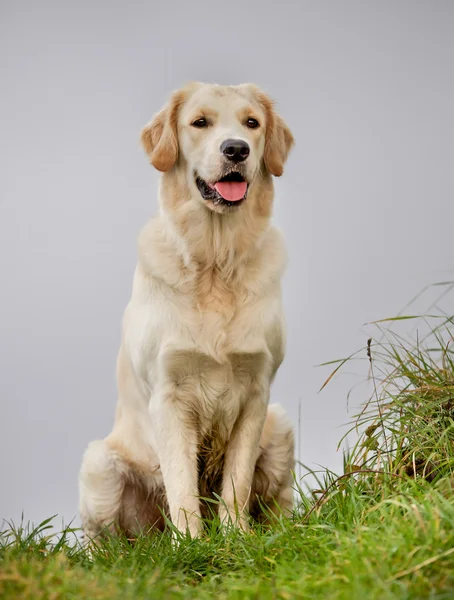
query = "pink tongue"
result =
(214, 181, 247, 202)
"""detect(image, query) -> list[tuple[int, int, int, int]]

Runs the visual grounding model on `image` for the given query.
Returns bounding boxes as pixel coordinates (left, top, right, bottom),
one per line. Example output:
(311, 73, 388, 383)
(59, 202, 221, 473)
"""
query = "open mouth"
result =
(196, 172, 248, 207)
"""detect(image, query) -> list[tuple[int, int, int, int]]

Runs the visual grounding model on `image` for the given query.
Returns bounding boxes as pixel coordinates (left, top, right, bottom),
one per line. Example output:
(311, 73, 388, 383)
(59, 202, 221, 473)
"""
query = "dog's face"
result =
(141, 83, 293, 214)
(179, 85, 266, 211)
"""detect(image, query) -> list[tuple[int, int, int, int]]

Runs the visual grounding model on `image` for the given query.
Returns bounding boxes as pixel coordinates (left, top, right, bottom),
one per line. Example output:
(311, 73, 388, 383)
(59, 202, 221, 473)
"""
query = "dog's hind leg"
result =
(78, 439, 127, 543)
(250, 403, 295, 521)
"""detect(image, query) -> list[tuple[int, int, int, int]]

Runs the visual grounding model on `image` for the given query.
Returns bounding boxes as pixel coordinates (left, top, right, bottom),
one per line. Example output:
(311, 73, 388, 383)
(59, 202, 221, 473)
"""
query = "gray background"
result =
(1, 1, 453, 526)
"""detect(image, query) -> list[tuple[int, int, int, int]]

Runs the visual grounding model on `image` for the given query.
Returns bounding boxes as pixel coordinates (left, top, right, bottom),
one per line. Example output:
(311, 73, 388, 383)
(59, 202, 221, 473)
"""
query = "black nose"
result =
(220, 139, 250, 162)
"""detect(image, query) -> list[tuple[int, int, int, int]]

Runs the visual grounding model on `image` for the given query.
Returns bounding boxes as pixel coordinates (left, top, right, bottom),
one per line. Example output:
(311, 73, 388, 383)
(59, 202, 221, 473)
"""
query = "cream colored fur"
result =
(79, 82, 295, 540)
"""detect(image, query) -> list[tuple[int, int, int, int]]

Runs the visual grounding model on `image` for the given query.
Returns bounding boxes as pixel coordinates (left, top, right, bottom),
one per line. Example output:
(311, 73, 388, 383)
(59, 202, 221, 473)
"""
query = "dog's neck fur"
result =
(159, 168, 274, 281)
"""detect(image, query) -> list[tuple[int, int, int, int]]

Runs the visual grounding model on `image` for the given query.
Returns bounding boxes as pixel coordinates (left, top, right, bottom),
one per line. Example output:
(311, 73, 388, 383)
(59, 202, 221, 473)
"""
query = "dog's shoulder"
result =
(259, 225, 287, 269)
(136, 216, 189, 289)
(243, 225, 287, 296)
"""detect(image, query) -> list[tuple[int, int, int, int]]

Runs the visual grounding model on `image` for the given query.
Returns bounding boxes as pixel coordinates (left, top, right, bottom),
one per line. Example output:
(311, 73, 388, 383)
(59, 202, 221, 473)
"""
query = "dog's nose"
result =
(220, 139, 250, 162)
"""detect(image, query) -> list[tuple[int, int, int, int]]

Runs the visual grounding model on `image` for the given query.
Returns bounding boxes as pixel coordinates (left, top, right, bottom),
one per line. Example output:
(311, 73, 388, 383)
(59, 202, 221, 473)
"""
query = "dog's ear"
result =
(141, 89, 186, 172)
(264, 110, 294, 177)
(245, 85, 294, 177)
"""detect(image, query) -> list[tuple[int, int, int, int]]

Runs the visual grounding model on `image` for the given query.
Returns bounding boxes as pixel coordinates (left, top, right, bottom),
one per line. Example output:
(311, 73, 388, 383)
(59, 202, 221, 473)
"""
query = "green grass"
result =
(2, 289, 454, 599)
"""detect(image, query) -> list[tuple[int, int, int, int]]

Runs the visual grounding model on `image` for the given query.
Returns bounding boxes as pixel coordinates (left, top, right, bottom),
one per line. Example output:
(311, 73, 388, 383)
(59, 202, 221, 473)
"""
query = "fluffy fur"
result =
(79, 82, 295, 539)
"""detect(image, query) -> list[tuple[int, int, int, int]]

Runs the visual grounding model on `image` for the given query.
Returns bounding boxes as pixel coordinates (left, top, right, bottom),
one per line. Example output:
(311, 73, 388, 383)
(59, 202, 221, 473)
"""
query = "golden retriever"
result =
(79, 82, 295, 539)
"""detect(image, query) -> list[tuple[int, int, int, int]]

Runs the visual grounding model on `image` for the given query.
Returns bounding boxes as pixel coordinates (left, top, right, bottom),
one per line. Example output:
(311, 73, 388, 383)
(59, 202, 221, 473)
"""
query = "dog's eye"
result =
(191, 118, 208, 128)
(246, 118, 260, 129)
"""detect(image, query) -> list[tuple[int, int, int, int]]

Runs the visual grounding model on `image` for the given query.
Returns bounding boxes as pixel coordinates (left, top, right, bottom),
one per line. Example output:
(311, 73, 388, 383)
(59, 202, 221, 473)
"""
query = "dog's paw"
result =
(218, 506, 250, 534)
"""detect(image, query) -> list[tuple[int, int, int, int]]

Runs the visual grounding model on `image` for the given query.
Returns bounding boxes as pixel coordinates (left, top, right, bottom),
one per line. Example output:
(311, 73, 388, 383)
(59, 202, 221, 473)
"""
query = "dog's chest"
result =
(195, 267, 238, 323)
(162, 348, 269, 436)
(190, 267, 262, 360)
(158, 271, 273, 435)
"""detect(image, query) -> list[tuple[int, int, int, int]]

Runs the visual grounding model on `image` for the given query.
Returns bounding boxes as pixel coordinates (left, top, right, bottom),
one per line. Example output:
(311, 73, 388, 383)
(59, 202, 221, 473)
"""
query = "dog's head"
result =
(141, 83, 293, 214)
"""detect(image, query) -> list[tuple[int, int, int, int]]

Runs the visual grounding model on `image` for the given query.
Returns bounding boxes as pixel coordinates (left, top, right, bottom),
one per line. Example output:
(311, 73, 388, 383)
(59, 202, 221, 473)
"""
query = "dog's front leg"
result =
(151, 387, 202, 538)
(220, 383, 268, 531)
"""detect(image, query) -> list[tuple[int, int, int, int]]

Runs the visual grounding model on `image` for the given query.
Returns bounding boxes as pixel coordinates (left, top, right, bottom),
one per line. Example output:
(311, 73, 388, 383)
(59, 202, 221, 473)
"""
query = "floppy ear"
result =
(264, 111, 294, 177)
(140, 90, 186, 172)
(253, 89, 294, 177)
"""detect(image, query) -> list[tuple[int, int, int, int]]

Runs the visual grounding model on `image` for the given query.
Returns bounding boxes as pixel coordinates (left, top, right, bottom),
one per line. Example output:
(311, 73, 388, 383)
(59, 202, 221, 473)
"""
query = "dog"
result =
(79, 82, 295, 540)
